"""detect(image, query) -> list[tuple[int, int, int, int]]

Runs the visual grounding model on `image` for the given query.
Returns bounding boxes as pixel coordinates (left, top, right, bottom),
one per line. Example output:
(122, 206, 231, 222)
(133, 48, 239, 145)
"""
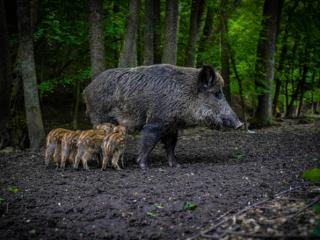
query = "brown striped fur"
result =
(45, 128, 72, 167)
(74, 123, 115, 170)
(60, 130, 82, 169)
(102, 125, 126, 170)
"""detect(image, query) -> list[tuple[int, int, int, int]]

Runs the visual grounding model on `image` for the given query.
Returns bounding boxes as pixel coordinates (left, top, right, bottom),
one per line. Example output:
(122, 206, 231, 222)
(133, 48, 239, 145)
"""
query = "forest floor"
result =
(0, 119, 319, 240)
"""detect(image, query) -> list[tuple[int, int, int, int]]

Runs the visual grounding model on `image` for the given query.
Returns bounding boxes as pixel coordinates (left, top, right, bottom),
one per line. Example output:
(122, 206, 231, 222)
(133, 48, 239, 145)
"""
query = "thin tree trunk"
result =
(272, 1, 298, 115)
(143, 0, 154, 65)
(196, 4, 214, 66)
(118, 0, 140, 67)
(184, 0, 205, 67)
(220, 1, 231, 103)
(287, 63, 308, 118)
(0, 0, 11, 131)
(229, 46, 248, 131)
(112, 2, 120, 67)
(17, 0, 45, 149)
(153, 0, 161, 64)
(254, 0, 283, 126)
(72, 79, 80, 129)
(88, 0, 105, 78)
(163, 0, 179, 65)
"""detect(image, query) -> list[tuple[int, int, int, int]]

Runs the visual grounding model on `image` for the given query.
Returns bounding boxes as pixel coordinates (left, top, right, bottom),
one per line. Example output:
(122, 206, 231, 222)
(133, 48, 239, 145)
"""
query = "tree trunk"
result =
(196, 4, 214, 66)
(287, 58, 308, 118)
(254, 0, 283, 126)
(118, 0, 140, 68)
(0, 0, 11, 131)
(143, 0, 154, 65)
(163, 0, 179, 65)
(88, 0, 105, 78)
(17, 0, 45, 150)
(184, 0, 205, 67)
(229, 45, 248, 131)
(220, 0, 231, 103)
(72, 79, 80, 129)
(272, 1, 298, 115)
(153, 0, 161, 64)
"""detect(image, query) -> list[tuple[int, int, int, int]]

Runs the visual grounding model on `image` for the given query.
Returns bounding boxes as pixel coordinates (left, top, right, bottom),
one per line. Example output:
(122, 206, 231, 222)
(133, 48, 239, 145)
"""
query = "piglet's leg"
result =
(161, 130, 180, 167)
(53, 144, 61, 168)
(45, 143, 55, 166)
(101, 149, 110, 170)
(111, 151, 122, 170)
(61, 144, 70, 169)
(81, 151, 92, 170)
(73, 147, 83, 170)
(137, 124, 163, 169)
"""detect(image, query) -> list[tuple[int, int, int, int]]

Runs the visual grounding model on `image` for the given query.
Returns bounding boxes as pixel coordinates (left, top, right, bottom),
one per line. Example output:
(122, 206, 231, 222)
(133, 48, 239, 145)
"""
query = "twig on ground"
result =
(187, 184, 306, 240)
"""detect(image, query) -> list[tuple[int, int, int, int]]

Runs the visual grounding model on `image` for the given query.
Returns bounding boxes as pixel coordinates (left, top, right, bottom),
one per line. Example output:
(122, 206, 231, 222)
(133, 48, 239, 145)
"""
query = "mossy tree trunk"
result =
(17, 0, 45, 149)
(118, 0, 140, 67)
(88, 0, 105, 78)
(254, 0, 283, 126)
(163, 0, 179, 65)
(184, 0, 205, 67)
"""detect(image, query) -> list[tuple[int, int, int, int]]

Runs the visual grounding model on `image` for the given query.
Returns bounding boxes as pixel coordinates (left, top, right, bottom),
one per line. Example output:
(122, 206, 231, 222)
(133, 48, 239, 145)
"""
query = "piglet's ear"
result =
(197, 65, 216, 93)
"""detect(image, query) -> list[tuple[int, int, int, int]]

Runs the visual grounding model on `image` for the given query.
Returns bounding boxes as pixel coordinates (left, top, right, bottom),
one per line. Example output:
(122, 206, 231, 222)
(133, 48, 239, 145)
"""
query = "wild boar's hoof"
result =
(137, 159, 148, 170)
(169, 161, 181, 168)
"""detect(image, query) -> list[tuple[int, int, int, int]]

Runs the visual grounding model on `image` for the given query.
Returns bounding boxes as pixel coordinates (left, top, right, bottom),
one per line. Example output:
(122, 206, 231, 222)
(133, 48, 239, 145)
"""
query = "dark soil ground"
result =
(0, 120, 319, 240)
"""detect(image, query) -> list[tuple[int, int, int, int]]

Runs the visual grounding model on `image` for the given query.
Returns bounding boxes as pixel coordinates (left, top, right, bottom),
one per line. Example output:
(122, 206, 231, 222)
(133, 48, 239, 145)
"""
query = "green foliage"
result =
(313, 222, 320, 237)
(314, 204, 320, 214)
(7, 186, 19, 193)
(0, 197, 5, 204)
(183, 201, 197, 210)
(232, 152, 246, 161)
(146, 211, 157, 217)
(38, 68, 91, 95)
(303, 168, 320, 182)
(154, 203, 164, 209)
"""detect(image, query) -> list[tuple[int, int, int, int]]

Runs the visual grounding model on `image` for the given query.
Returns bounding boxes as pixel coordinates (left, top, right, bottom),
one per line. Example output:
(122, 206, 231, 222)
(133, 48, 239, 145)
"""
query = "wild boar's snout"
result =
(219, 100, 243, 129)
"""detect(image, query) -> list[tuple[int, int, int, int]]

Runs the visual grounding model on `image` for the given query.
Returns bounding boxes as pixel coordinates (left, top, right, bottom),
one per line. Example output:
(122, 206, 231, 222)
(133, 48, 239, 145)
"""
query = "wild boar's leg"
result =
(137, 124, 164, 169)
(161, 130, 179, 167)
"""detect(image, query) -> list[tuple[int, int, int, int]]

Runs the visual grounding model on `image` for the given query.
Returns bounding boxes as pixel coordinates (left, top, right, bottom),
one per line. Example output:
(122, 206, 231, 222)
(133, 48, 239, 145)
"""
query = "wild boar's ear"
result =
(197, 65, 216, 93)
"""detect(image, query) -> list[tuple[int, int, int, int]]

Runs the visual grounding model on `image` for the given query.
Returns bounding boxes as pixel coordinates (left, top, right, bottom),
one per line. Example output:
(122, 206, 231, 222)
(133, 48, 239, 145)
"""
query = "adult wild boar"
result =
(83, 64, 242, 169)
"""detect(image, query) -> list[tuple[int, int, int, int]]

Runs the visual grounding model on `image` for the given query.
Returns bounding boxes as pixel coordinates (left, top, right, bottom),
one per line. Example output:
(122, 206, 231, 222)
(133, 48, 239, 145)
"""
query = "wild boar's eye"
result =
(214, 91, 223, 100)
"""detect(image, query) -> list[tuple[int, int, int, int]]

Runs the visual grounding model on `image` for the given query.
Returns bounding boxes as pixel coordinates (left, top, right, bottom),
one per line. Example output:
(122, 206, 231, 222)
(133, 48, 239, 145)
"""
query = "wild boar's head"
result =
(197, 65, 243, 130)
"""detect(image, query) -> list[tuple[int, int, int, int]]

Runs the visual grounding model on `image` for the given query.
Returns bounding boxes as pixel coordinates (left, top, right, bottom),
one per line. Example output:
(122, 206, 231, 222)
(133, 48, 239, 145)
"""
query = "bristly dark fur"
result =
(83, 64, 242, 169)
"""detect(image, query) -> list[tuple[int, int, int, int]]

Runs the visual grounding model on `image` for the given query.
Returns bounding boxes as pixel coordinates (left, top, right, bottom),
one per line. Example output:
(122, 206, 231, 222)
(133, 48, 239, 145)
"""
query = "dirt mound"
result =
(0, 121, 319, 239)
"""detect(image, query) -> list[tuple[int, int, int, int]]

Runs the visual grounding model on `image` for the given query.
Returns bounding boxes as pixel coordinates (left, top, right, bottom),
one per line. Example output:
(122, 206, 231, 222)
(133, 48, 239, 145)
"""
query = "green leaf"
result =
(0, 197, 5, 204)
(313, 221, 320, 237)
(183, 202, 197, 210)
(154, 203, 164, 209)
(314, 203, 320, 214)
(232, 153, 246, 161)
(303, 168, 320, 182)
(146, 211, 157, 217)
(7, 186, 19, 193)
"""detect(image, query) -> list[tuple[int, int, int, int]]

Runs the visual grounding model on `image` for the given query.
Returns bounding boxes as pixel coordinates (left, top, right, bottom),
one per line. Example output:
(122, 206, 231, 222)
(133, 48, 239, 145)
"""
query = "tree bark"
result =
(118, 0, 140, 67)
(88, 0, 105, 78)
(287, 61, 308, 118)
(143, 0, 154, 65)
(153, 0, 161, 64)
(220, 0, 231, 103)
(254, 0, 283, 126)
(184, 0, 205, 67)
(0, 0, 11, 130)
(272, 1, 299, 115)
(17, 0, 45, 149)
(163, 0, 179, 65)
(72, 79, 80, 129)
(229, 44, 248, 131)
